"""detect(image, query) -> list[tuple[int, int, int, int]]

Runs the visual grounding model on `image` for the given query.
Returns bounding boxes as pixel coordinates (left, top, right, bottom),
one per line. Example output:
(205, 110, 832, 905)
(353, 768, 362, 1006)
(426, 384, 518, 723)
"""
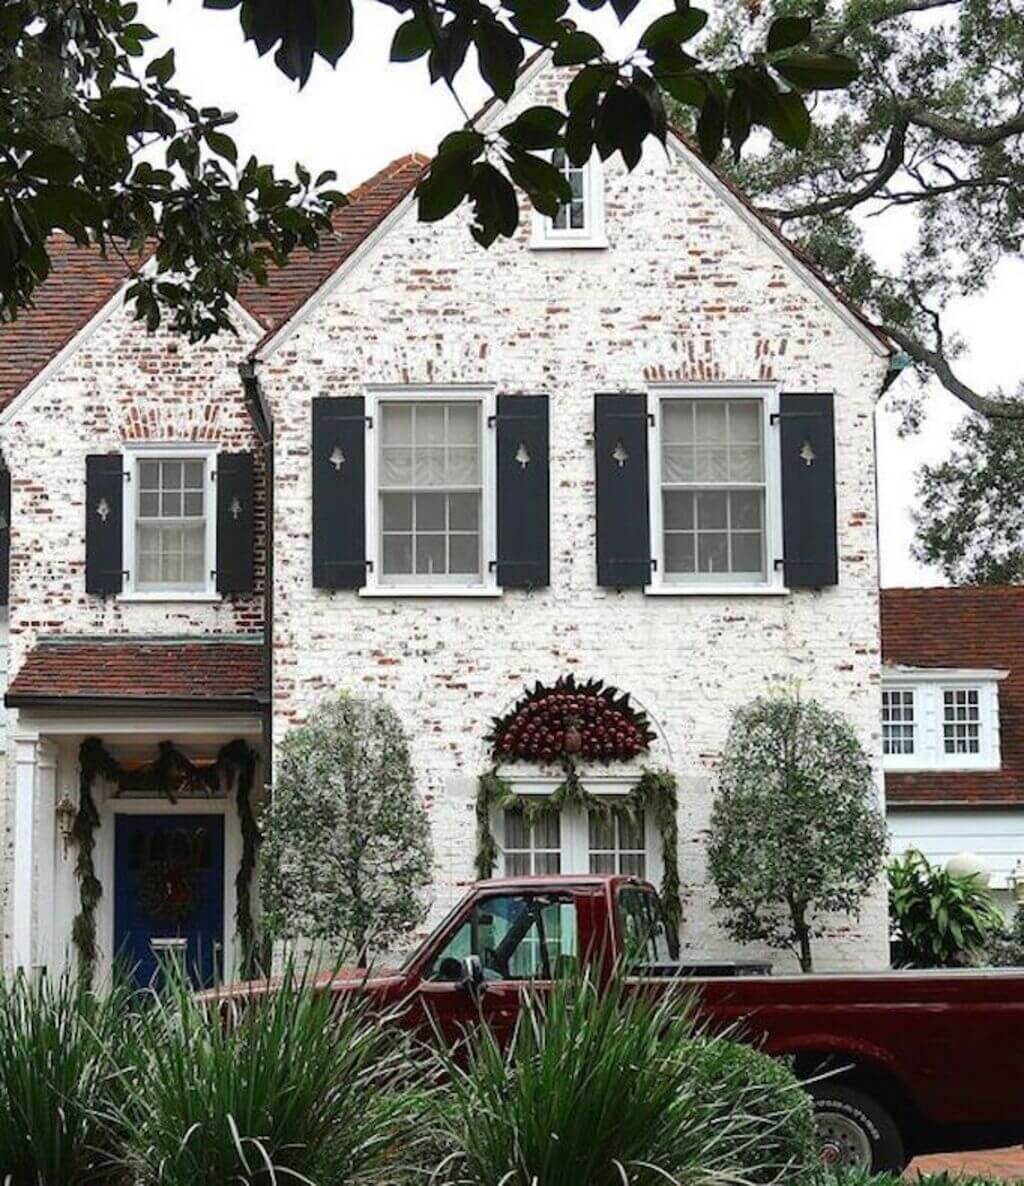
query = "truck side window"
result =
(618, 887, 678, 966)
(426, 893, 578, 982)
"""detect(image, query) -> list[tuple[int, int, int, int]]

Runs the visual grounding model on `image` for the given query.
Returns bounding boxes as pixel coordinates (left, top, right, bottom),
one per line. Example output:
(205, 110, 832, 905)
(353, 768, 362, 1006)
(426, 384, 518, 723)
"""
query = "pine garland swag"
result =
(475, 765, 682, 935)
(72, 737, 259, 983)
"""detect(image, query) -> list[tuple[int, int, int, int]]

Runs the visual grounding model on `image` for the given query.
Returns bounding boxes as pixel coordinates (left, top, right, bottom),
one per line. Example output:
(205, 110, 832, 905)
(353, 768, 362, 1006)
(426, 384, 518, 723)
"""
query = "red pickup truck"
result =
(252, 874, 1024, 1174)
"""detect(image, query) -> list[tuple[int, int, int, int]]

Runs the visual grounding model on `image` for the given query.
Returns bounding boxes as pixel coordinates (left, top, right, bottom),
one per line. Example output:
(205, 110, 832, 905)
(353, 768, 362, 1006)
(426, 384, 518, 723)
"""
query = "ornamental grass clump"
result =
(113, 966, 428, 1186)
(428, 970, 817, 1186)
(0, 969, 135, 1186)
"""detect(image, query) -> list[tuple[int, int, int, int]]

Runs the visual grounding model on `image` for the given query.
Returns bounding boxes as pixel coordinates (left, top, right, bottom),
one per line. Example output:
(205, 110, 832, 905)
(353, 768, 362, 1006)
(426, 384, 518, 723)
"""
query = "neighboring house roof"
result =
(5, 636, 265, 710)
(882, 586, 1024, 806)
(0, 153, 428, 414)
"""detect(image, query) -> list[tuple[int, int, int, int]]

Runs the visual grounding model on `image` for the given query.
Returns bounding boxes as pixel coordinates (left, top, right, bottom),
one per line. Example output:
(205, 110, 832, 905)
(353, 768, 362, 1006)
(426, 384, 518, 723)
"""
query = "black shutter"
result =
(312, 396, 366, 589)
(779, 392, 838, 588)
(594, 392, 651, 588)
(85, 454, 124, 595)
(496, 394, 549, 588)
(0, 468, 9, 607)
(216, 451, 255, 595)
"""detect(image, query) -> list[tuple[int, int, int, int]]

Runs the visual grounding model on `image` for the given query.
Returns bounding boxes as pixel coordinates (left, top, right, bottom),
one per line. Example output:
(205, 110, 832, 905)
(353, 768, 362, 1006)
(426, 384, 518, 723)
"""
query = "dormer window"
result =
(530, 150, 606, 249)
(881, 668, 1006, 771)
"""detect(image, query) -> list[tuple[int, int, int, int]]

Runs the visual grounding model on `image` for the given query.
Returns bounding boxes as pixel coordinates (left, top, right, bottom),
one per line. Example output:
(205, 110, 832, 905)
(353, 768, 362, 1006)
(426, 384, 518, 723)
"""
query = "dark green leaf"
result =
(473, 20, 524, 101)
(608, 0, 641, 22)
(146, 48, 176, 84)
(774, 52, 859, 91)
(23, 145, 80, 184)
(467, 161, 519, 247)
(639, 8, 707, 50)
(597, 85, 651, 170)
(315, 0, 354, 62)
(767, 16, 811, 53)
(553, 30, 603, 66)
(696, 91, 725, 160)
(566, 64, 614, 111)
(501, 106, 566, 150)
(437, 129, 486, 160)
(390, 16, 433, 62)
(658, 71, 706, 108)
(764, 88, 811, 149)
(206, 130, 238, 164)
(505, 148, 572, 216)
(416, 154, 473, 222)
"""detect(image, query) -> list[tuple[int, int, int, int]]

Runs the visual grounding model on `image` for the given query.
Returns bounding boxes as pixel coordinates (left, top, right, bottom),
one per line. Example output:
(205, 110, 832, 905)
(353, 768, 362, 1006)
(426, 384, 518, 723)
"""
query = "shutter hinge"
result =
(770, 411, 824, 424)
(324, 414, 374, 429)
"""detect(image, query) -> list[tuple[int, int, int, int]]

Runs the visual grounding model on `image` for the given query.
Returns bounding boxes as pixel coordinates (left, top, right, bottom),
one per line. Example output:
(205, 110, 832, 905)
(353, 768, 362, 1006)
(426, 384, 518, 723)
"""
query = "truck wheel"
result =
(809, 1083, 906, 1174)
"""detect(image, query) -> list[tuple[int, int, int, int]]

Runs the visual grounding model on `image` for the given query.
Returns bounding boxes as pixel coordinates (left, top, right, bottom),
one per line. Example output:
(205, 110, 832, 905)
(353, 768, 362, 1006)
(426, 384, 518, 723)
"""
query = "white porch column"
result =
(35, 741, 58, 974)
(12, 736, 38, 971)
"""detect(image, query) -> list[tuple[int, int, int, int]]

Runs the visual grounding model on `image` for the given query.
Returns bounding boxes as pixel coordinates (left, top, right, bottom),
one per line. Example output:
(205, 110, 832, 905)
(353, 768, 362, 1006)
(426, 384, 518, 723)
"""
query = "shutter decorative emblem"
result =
(611, 439, 629, 468)
(515, 441, 531, 470)
(329, 445, 345, 471)
(800, 440, 816, 466)
(230, 495, 242, 520)
(96, 497, 111, 522)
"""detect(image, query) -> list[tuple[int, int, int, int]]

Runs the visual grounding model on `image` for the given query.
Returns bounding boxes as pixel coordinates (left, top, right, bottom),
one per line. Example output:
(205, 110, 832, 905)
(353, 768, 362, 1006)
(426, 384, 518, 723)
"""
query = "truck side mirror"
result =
(458, 954, 485, 993)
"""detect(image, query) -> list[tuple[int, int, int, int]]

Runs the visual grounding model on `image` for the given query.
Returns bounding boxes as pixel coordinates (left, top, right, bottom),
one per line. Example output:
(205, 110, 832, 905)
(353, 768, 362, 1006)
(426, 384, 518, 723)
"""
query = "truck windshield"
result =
(618, 885, 678, 966)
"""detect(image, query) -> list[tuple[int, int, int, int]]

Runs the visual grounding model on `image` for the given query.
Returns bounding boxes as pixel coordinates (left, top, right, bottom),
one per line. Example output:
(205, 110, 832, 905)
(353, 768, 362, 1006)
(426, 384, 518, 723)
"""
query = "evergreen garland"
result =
(72, 737, 258, 983)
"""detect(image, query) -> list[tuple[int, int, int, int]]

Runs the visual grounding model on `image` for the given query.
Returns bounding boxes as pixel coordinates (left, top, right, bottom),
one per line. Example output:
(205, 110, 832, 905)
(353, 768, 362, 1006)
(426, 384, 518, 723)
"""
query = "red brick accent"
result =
(882, 587, 1024, 805)
(6, 637, 264, 705)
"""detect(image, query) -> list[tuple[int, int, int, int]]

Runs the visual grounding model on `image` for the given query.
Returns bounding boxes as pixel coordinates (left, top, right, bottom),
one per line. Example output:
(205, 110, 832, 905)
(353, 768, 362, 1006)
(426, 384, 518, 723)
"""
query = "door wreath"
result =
(137, 858, 197, 926)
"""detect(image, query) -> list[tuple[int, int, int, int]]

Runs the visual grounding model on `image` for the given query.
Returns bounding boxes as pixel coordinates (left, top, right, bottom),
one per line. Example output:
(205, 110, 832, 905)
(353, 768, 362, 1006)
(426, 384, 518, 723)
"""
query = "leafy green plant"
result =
(889, 849, 1005, 968)
(113, 967, 427, 1186)
(428, 970, 817, 1186)
(0, 970, 135, 1186)
(708, 687, 888, 972)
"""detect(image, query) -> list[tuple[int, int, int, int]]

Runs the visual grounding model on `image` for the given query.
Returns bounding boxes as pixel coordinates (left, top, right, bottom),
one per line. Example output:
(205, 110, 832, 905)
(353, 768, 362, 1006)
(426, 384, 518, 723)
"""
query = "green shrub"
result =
(0, 970, 134, 1186)
(112, 968, 427, 1186)
(986, 904, 1024, 967)
(889, 849, 1005, 967)
(428, 970, 817, 1186)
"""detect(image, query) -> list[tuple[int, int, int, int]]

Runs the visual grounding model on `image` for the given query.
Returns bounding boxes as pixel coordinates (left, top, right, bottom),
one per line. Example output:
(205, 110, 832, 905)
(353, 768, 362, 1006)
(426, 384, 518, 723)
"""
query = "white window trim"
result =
(645, 383, 786, 596)
(881, 686, 918, 760)
(529, 152, 607, 250)
(361, 385, 501, 598)
(491, 775, 664, 885)
(118, 443, 219, 603)
(881, 667, 1006, 772)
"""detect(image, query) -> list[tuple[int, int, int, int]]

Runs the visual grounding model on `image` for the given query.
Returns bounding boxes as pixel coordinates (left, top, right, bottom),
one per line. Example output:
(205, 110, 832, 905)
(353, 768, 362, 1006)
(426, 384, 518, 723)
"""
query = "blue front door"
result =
(114, 814, 225, 988)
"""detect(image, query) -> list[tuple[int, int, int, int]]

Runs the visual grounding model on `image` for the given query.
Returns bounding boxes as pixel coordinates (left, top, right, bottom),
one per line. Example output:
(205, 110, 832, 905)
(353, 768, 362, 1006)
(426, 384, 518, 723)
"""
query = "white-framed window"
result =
(122, 446, 217, 599)
(648, 385, 784, 594)
(494, 780, 660, 883)
(530, 150, 606, 249)
(882, 688, 916, 756)
(943, 688, 980, 755)
(881, 669, 1005, 771)
(364, 387, 499, 596)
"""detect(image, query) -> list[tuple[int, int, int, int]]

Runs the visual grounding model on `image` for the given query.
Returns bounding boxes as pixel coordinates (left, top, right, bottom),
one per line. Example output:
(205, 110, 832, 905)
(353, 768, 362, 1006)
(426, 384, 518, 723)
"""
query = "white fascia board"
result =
(257, 53, 554, 363)
(883, 665, 1010, 684)
(665, 130, 891, 360)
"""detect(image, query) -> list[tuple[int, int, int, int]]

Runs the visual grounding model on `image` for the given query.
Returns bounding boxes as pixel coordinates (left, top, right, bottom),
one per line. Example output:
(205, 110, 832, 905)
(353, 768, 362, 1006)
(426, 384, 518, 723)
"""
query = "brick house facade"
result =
(0, 57, 894, 980)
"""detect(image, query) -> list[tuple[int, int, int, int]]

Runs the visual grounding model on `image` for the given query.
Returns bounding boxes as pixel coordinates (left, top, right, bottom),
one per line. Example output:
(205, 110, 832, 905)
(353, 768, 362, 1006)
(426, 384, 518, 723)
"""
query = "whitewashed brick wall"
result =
(258, 66, 891, 970)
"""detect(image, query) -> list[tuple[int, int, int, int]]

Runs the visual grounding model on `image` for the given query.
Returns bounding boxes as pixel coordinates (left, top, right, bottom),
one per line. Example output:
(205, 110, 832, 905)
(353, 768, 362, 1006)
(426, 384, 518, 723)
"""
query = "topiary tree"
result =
(707, 689, 887, 973)
(259, 693, 434, 963)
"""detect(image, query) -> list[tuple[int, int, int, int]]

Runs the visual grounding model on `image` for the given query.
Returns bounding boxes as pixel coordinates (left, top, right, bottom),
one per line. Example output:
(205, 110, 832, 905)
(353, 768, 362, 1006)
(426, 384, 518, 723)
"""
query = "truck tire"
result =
(809, 1083, 906, 1174)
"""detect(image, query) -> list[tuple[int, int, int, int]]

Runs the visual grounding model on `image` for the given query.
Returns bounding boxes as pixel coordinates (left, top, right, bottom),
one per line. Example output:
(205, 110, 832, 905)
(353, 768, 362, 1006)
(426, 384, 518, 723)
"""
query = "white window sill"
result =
(117, 591, 222, 604)
(644, 583, 790, 597)
(884, 761, 1001, 774)
(358, 585, 503, 599)
(529, 236, 608, 251)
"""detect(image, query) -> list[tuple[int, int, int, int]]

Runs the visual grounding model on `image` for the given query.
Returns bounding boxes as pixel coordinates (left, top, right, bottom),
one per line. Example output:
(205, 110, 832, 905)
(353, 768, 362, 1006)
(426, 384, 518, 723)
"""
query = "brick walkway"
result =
(909, 1148, 1024, 1180)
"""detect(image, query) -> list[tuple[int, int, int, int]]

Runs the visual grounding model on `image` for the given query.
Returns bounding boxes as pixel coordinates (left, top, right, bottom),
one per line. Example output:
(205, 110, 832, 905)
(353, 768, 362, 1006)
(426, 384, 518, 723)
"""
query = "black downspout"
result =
(239, 358, 273, 796)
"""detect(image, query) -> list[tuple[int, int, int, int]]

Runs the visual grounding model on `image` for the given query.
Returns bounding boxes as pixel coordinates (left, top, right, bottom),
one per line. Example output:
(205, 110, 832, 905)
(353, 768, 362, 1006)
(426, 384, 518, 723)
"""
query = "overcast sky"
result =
(139, 0, 1024, 587)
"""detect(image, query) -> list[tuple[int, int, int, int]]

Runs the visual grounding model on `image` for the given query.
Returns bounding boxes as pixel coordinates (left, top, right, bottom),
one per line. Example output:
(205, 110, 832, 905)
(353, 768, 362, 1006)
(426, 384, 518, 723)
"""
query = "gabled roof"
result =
(882, 586, 1024, 805)
(0, 153, 428, 413)
(5, 635, 265, 710)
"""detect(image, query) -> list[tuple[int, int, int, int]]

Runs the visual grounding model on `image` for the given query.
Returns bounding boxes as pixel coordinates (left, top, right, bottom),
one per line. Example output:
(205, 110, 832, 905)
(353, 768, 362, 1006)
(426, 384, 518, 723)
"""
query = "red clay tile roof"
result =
(6, 637, 265, 708)
(0, 236, 144, 411)
(0, 154, 428, 412)
(882, 587, 1024, 806)
(238, 153, 429, 336)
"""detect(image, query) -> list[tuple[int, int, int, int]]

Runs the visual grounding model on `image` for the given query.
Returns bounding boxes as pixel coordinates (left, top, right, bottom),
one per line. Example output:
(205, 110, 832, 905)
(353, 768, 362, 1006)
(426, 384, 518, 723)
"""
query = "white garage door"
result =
(888, 809, 1024, 889)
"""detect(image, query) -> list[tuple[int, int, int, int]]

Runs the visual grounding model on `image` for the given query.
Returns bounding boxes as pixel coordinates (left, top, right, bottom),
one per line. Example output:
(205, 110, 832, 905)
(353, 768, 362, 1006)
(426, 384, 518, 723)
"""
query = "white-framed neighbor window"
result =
(881, 688, 916, 756)
(647, 385, 784, 595)
(122, 446, 217, 599)
(530, 150, 607, 249)
(881, 668, 1005, 771)
(363, 386, 499, 596)
(494, 779, 661, 883)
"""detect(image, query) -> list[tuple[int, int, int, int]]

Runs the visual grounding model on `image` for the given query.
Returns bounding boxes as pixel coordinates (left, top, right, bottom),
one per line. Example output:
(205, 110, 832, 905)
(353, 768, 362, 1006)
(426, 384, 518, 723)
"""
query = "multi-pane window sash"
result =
(882, 689, 916, 755)
(588, 811, 646, 877)
(378, 401, 483, 584)
(136, 458, 206, 591)
(944, 688, 981, 754)
(661, 398, 767, 583)
(551, 149, 587, 231)
(504, 809, 561, 876)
